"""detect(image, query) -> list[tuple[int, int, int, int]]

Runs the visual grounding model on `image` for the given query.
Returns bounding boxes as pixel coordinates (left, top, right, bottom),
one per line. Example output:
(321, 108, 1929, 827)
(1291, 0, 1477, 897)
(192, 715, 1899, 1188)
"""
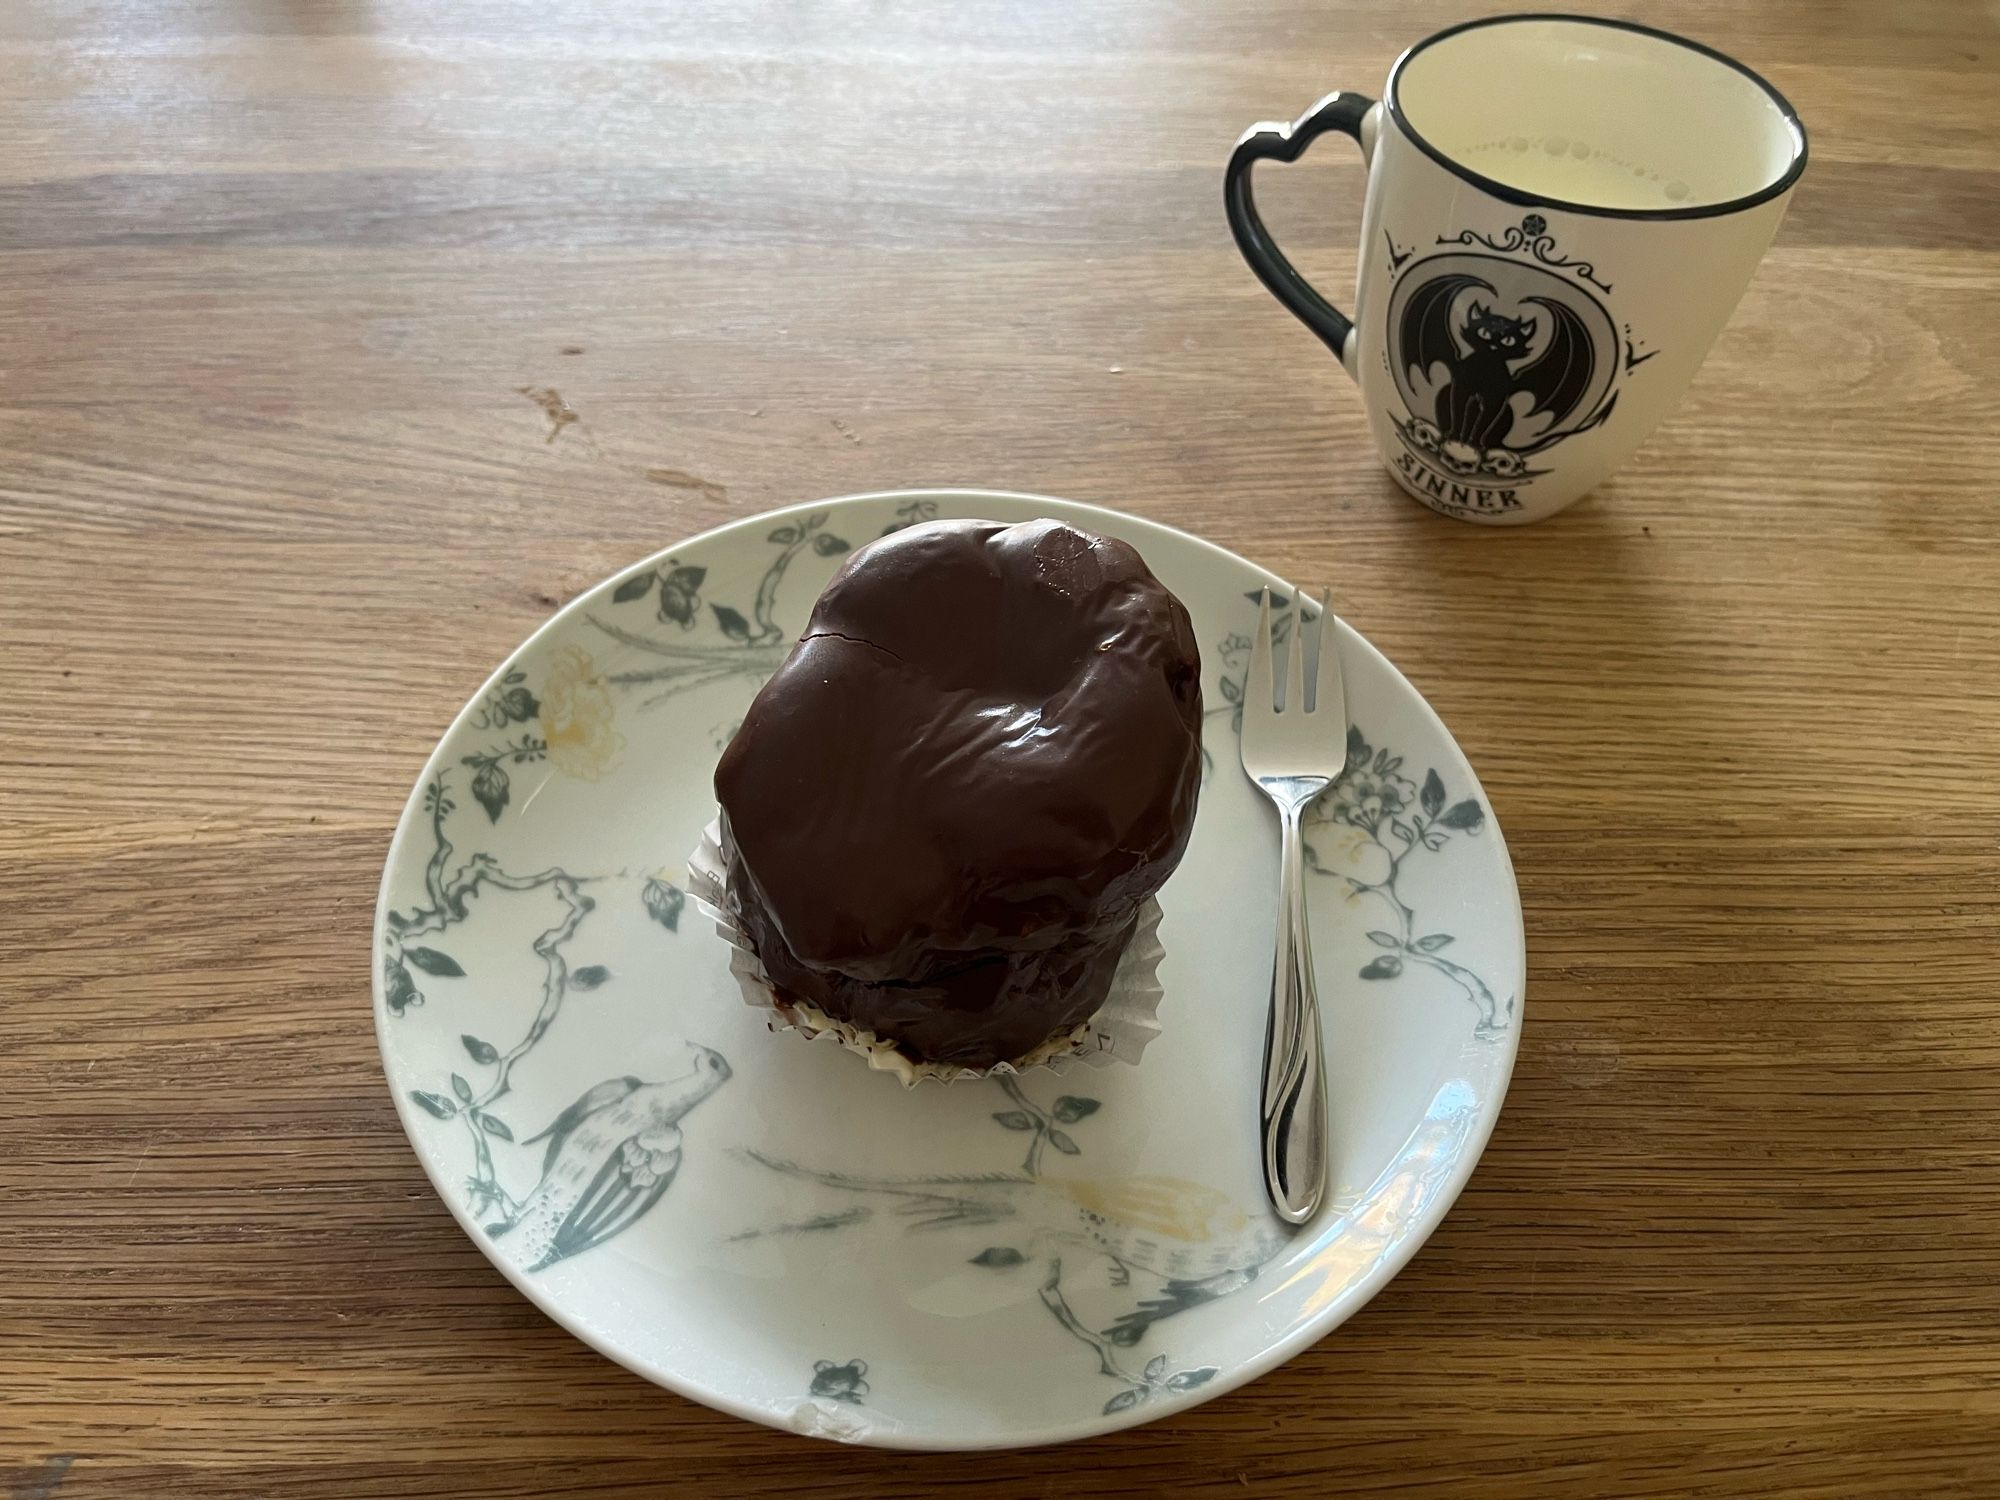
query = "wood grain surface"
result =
(4, 1, 1998, 1495)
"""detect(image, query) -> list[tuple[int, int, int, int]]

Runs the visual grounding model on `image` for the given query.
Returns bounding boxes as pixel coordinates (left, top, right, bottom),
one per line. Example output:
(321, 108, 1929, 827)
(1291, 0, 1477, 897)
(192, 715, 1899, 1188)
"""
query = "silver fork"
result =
(1241, 586, 1344, 1225)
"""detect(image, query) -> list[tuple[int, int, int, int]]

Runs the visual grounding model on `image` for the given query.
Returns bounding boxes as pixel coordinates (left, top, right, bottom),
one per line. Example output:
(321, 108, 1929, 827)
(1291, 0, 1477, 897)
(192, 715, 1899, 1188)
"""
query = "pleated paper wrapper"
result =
(688, 819, 1165, 1087)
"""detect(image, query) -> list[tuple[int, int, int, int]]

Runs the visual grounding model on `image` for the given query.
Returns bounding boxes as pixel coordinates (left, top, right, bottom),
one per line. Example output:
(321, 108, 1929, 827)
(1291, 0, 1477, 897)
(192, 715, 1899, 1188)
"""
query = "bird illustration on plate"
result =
(489, 1042, 732, 1271)
(739, 1150, 1283, 1343)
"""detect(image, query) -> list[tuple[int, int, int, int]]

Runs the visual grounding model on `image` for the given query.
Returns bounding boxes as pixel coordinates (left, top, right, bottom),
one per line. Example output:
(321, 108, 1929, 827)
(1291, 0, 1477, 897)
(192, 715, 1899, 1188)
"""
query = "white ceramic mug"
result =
(1226, 14, 1807, 525)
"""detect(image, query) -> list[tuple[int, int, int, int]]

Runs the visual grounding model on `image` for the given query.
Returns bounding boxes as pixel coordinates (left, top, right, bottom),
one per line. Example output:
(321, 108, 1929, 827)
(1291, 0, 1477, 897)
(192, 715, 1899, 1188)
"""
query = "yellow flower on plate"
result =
(1056, 1176, 1252, 1244)
(1317, 824, 1390, 897)
(539, 646, 624, 781)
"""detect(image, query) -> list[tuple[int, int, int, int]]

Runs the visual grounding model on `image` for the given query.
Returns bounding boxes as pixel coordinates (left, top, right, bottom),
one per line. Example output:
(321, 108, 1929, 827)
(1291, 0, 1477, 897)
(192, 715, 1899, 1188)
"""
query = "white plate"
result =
(373, 490, 1524, 1449)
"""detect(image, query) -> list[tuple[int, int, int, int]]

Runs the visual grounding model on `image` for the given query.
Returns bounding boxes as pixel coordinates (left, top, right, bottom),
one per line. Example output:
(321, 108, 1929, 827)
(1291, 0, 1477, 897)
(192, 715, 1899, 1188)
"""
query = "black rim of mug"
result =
(1386, 13, 1809, 222)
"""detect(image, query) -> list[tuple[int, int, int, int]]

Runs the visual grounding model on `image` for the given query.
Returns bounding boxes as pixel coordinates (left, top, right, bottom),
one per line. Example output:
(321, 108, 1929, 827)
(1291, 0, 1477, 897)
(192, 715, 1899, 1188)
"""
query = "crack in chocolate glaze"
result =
(714, 518, 1202, 1068)
(798, 628, 911, 668)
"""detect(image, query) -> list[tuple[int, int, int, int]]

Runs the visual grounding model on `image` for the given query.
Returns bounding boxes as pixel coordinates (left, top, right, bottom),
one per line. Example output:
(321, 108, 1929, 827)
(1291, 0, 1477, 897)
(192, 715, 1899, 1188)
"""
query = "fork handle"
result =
(1261, 800, 1329, 1225)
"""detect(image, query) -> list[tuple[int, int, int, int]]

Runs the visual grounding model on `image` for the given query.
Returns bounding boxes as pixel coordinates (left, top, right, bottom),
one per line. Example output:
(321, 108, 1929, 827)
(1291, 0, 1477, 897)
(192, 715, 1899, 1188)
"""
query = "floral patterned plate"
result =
(373, 489, 1523, 1449)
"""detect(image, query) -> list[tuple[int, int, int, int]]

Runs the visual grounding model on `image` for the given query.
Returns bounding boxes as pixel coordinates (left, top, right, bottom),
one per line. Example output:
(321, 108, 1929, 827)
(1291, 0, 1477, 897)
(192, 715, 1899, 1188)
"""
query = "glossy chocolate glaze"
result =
(713, 517, 1202, 1068)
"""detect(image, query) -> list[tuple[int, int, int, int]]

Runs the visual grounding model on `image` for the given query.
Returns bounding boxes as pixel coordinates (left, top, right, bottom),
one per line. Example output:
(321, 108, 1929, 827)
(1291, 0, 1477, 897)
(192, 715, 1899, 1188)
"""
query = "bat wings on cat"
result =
(1399, 272, 1598, 452)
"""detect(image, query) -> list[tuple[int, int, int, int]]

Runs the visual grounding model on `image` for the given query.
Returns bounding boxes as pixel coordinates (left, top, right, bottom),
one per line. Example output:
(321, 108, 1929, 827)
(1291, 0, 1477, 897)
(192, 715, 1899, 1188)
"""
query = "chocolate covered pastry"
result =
(713, 517, 1202, 1069)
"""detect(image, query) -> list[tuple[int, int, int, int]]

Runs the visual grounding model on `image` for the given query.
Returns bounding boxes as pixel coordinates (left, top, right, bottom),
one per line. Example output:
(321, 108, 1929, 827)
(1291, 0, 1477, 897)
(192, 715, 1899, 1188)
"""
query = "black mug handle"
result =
(1224, 91, 1376, 370)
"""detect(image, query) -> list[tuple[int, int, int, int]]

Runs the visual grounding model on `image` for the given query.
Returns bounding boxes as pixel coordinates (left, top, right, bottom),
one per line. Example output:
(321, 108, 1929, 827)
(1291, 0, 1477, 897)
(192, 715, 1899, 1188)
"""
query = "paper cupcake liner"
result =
(688, 818, 1165, 1087)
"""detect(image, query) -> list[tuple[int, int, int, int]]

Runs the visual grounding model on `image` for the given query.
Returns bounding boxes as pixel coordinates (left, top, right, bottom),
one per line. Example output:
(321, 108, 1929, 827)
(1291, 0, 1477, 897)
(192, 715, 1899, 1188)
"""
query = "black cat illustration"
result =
(1398, 274, 1597, 452)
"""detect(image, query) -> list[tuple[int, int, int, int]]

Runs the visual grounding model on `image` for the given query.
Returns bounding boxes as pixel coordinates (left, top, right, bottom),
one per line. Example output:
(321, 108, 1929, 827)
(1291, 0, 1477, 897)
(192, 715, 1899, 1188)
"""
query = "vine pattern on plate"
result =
(382, 513, 848, 1254)
(745, 1078, 1272, 1416)
(1212, 601, 1512, 1036)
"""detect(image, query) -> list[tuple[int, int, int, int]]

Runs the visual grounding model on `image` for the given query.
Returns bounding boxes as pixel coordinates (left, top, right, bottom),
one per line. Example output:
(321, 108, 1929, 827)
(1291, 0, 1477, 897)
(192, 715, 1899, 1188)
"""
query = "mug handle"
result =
(1224, 91, 1377, 375)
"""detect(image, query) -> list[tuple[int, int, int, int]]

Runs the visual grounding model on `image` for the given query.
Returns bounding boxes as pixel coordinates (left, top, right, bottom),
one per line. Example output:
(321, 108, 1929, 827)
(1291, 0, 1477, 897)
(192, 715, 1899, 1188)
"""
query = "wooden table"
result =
(5, 2, 1996, 1494)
